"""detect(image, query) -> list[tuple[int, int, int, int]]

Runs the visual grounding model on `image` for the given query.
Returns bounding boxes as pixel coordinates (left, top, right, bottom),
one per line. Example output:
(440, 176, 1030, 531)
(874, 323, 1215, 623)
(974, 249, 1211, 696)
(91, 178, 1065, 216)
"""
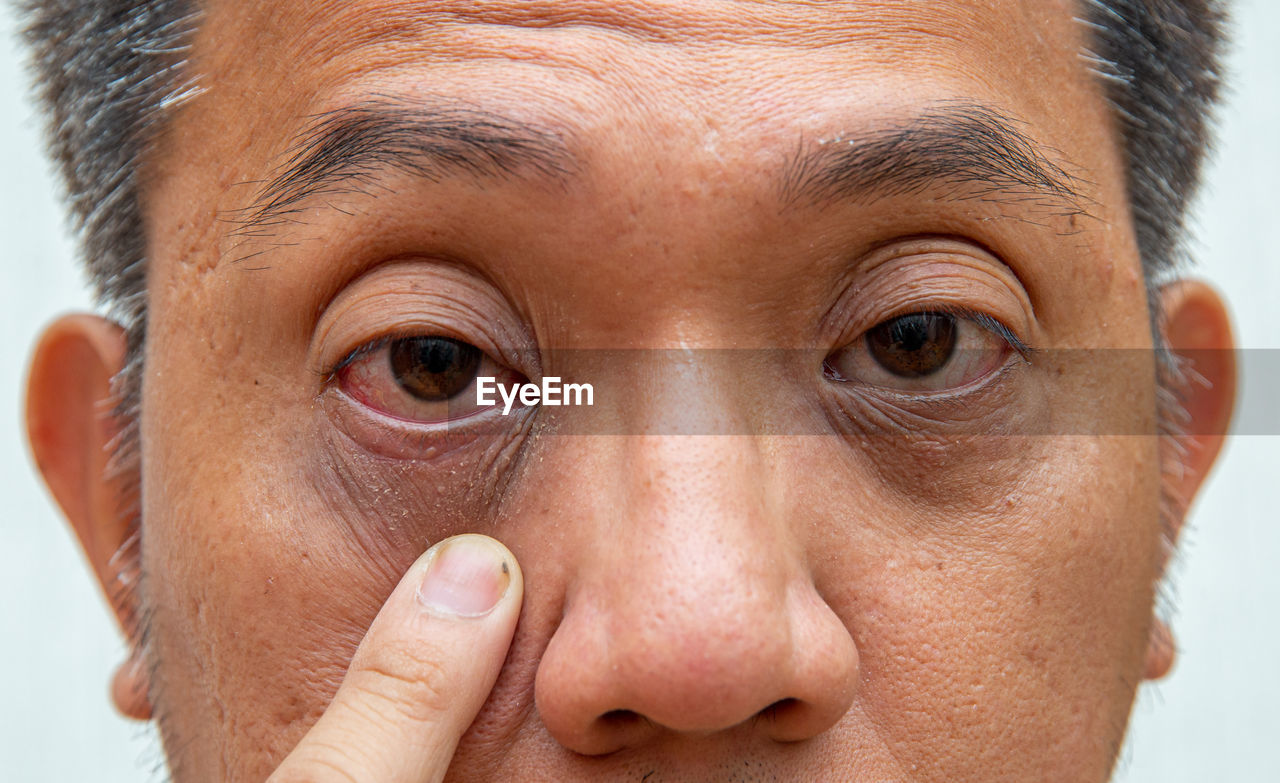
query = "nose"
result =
(534, 403, 860, 754)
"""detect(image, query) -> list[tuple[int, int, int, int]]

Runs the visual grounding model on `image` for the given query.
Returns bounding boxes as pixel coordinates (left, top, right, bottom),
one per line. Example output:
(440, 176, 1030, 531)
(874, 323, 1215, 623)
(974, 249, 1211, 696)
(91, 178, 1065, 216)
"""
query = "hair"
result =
(19, 0, 1227, 606)
(1079, 0, 1229, 323)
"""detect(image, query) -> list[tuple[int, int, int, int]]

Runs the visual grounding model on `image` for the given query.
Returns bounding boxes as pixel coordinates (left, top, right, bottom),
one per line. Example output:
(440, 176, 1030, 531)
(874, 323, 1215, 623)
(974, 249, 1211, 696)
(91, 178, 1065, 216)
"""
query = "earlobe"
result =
(25, 315, 142, 638)
(1142, 618, 1176, 681)
(111, 651, 153, 720)
(110, 650, 153, 720)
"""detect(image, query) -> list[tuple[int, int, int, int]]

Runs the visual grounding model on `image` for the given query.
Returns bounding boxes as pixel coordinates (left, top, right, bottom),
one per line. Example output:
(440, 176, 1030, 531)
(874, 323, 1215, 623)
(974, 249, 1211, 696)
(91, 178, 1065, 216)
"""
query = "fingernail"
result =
(417, 535, 511, 618)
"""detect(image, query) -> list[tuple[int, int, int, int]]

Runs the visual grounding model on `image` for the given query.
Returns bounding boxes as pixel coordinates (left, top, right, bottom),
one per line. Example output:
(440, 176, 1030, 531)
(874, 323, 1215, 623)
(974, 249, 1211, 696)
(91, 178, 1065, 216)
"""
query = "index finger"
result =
(268, 534, 523, 783)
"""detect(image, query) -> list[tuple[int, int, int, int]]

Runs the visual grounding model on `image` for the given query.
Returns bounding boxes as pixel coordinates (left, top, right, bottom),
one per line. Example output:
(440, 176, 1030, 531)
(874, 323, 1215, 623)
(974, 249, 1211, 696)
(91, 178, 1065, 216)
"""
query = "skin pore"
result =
(25, 1, 1236, 781)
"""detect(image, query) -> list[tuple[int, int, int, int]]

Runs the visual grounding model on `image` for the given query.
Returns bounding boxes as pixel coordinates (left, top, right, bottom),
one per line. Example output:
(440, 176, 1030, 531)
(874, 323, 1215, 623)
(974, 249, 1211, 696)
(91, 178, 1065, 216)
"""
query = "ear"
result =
(25, 314, 151, 718)
(1143, 280, 1236, 680)
(1156, 280, 1236, 544)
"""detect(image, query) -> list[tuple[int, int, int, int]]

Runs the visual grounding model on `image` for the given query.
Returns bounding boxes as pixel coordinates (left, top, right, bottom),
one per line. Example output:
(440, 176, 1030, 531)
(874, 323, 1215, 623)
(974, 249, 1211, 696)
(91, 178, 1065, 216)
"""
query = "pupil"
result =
(867, 312, 957, 377)
(388, 337, 481, 401)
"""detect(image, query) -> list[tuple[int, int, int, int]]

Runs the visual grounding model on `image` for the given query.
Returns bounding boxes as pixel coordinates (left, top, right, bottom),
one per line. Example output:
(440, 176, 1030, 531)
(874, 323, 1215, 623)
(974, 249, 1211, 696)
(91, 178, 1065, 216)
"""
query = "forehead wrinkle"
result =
(186, 0, 1098, 180)
(222, 0, 1034, 81)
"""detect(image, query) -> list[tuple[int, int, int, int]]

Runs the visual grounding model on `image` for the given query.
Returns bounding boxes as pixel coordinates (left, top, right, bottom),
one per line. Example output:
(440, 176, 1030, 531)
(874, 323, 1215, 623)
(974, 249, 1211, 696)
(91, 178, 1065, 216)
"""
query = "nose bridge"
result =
(616, 431, 784, 614)
(608, 350, 788, 637)
(620, 347, 768, 435)
(612, 434, 787, 646)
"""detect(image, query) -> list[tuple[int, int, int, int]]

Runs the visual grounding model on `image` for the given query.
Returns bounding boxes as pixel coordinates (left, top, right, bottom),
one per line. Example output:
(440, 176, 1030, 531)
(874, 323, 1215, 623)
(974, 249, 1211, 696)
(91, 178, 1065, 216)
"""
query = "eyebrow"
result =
(233, 97, 1088, 250)
(233, 97, 573, 238)
(780, 100, 1091, 219)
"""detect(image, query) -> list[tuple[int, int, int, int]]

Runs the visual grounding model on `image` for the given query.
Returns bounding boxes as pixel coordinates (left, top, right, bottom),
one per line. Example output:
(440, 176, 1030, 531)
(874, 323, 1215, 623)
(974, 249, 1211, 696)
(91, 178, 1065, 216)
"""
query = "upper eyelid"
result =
(316, 319, 533, 382)
(309, 260, 537, 379)
(855, 305, 1034, 358)
(820, 246, 1036, 349)
(327, 333, 523, 382)
(328, 335, 392, 377)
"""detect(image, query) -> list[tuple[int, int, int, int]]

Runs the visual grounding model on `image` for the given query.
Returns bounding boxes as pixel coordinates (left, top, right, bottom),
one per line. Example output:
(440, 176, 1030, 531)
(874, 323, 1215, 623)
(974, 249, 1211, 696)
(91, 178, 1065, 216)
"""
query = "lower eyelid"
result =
(323, 384, 525, 461)
(826, 357, 1034, 440)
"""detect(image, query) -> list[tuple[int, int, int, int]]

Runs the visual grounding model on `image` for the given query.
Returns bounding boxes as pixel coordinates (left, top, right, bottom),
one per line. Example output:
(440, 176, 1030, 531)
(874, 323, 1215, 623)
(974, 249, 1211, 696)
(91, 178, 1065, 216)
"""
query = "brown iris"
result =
(388, 337, 482, 400)
(865, 312, 957, 377)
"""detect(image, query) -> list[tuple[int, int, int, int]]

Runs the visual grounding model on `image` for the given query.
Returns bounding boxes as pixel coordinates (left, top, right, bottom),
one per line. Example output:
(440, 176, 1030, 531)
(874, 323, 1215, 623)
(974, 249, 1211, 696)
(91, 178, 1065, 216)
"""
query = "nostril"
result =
(759, 698, 802, 725)
(601, 701, 807, 732)
(599, 709, 645, 729)
(592, 709, 653, 749)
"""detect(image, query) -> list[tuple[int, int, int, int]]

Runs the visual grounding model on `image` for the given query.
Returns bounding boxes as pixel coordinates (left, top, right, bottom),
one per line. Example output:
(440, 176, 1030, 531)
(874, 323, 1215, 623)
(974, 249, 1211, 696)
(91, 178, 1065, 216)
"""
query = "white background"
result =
(2, 2, 1275, 781)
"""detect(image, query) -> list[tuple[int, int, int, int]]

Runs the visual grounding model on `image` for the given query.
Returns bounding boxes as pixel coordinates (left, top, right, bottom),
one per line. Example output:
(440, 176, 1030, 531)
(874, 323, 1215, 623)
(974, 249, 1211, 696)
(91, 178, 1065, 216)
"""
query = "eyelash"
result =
(326, 331, 491, 382)
(324, 308, 1032, 380)
(328, 335, 395, 380)
(926, 304, 1032, 359)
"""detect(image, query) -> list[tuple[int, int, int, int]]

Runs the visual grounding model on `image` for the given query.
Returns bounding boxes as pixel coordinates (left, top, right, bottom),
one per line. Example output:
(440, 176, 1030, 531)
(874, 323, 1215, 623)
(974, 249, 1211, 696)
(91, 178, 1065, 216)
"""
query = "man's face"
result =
(136, 0, 1162, 779)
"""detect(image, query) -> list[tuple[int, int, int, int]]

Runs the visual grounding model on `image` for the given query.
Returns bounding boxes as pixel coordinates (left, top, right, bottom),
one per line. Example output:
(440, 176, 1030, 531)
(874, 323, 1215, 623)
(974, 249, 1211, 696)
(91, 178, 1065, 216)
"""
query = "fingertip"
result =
(417, 534, 523, 619)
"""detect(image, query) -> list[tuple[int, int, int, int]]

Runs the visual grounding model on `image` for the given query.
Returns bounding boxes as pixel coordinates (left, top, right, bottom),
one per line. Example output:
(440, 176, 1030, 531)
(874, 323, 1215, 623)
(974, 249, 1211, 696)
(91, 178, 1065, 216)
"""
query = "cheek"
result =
(805, 434, 1160, 779)
(139, 393, 525, 779)
(140, 464, 376, 779)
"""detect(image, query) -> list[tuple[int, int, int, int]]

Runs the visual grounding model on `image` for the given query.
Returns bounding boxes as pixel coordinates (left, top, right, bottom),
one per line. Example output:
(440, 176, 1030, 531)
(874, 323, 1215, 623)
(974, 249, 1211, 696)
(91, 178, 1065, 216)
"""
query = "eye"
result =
(336, 336, 525, 423)
(823, 310, 1021, 392)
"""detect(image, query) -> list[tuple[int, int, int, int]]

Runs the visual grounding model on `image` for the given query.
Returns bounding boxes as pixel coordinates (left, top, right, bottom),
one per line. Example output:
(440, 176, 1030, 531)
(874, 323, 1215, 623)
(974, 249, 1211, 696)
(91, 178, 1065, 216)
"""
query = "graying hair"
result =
(1079, 0, 1228, 316)
(20, 1, 202, 547)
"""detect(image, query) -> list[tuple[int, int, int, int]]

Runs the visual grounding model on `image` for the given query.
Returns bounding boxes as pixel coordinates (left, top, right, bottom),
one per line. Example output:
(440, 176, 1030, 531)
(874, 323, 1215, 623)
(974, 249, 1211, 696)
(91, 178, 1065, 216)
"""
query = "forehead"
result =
(185, 0, 1110, 178)
(213, 0, 1083, 76)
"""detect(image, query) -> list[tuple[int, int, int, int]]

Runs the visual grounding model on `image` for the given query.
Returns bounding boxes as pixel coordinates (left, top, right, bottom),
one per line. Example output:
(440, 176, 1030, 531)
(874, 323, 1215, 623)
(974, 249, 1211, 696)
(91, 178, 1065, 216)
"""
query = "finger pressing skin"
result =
(268, 534, 523, 783)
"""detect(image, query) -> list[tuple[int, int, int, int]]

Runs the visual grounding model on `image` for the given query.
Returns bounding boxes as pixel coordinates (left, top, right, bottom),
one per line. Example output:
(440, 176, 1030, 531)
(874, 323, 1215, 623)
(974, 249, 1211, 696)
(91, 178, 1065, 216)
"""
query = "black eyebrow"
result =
(230, 98, 1086, 259)
(232, 97, 573, 239)
(781, 100, 1092, 219)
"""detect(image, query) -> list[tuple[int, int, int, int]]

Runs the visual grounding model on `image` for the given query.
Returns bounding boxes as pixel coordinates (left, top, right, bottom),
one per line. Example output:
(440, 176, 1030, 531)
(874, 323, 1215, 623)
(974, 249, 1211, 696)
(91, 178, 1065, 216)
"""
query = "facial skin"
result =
(26, 0, 1238, 781)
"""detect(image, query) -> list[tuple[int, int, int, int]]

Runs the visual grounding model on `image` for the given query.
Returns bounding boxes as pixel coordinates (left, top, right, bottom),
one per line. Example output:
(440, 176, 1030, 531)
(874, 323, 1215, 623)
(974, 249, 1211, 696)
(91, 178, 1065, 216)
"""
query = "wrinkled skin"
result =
(27, 1, 1237, 781)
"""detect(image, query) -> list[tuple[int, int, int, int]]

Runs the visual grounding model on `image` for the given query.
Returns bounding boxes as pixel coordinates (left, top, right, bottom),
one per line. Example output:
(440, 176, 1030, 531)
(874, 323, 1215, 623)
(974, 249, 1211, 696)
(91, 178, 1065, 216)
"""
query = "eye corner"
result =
(327, 335, 392, 378)
(822, 355, 853, 383)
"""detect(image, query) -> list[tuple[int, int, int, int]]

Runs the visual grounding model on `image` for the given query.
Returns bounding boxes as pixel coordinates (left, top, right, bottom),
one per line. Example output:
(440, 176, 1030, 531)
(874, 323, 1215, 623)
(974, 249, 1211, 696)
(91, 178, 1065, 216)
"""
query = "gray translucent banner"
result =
(430, 349, 1274, 436)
